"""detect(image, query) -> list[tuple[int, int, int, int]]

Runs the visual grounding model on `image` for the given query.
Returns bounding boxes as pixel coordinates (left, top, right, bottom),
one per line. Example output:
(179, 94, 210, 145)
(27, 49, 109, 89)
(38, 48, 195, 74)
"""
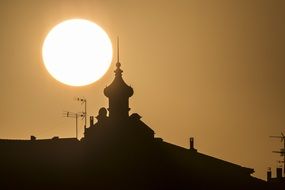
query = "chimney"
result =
(90, 116, 94, 126)
(189, 137, 197, 152)
(267, 168, 272, 181)
(276, 168, 282, 179)
(190, 137, 194, 149)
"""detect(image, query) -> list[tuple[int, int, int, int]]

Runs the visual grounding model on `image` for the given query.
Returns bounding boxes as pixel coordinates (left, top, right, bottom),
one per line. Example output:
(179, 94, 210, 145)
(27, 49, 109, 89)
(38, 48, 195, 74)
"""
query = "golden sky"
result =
(0, 0, 284, 180)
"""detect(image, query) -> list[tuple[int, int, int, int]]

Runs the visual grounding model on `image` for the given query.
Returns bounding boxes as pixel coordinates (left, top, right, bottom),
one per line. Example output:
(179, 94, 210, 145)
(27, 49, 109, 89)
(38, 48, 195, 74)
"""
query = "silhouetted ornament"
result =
(96, 107, 108, 122)
(98, 107, 107, 117)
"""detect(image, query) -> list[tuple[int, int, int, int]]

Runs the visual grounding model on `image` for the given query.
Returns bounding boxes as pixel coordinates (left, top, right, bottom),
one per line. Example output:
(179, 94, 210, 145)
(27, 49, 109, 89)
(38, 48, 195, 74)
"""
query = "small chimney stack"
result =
(90, 116, 94, 126)
(276, 167, 283, 179)
(190, 137, 194, 149)
(189, 137, 197, 151)
(267, 168, 272, 181)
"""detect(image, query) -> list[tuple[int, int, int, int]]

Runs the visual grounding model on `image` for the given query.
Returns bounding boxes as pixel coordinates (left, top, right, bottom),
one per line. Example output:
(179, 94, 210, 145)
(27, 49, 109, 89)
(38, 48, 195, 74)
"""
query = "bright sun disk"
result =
(42, 19, 113, 86)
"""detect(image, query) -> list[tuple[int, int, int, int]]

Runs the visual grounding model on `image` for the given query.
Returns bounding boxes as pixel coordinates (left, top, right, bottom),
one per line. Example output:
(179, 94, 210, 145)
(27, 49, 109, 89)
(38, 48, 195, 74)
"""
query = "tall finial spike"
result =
(116, 36, 121, 69)
(117, 36, 119, 63)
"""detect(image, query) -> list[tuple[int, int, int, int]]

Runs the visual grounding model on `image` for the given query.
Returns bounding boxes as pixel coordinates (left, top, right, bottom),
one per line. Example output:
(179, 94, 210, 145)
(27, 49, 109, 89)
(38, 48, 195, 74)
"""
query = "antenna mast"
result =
(75, 97, 87, 131)
(63, 111, 84, 139)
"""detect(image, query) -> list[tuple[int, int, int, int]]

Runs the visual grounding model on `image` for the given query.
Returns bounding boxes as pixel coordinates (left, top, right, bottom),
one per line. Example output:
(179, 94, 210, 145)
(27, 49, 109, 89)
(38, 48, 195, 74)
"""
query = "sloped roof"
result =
(158, 140, 254, 175)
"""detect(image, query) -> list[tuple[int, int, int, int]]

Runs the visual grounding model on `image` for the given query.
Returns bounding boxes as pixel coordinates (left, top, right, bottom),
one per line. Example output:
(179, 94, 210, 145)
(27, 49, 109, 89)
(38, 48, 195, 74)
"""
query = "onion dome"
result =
(104, 62, 134, 98)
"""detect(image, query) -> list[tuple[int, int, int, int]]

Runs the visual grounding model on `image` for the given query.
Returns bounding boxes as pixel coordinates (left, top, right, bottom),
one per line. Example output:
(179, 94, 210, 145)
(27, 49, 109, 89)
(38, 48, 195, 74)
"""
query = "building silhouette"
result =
(0, 60, 271, 189)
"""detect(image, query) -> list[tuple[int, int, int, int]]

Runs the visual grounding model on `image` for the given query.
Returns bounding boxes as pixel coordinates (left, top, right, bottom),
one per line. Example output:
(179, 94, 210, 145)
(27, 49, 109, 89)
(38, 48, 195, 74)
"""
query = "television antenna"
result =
(63, 111, 85, 139)
(270, 132, 285, 174)
(74, 97, 87, 130)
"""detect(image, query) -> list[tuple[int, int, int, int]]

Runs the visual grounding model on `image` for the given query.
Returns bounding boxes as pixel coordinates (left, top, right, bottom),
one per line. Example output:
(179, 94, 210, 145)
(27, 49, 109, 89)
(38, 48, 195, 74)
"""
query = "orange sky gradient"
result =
(0, 0, 285, 180)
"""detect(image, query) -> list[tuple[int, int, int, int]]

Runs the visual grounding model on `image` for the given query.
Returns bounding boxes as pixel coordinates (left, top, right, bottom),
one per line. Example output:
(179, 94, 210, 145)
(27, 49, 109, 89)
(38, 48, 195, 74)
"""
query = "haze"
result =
(0, 0, 284, 180)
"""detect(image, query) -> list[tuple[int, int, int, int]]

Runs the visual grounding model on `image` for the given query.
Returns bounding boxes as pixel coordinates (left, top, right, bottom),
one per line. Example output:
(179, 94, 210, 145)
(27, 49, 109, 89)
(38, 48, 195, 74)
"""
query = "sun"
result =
(42, 19, 113, 86)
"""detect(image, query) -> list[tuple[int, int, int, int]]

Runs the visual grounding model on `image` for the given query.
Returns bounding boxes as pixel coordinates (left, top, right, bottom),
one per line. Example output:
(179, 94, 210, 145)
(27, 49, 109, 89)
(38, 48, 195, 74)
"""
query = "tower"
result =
(103, 41, 133, 121)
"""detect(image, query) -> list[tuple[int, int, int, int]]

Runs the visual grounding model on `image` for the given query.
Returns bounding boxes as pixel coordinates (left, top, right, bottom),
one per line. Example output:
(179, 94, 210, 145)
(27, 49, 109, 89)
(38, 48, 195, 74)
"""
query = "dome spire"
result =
(103, 38, 134, 120)
(115, 36, 122, 76)
(117, 36, 120, 65)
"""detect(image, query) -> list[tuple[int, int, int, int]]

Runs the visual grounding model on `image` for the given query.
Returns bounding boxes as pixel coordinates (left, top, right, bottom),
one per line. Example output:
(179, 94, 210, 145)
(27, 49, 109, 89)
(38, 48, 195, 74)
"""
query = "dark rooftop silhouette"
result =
(0, 59, 274, 189)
